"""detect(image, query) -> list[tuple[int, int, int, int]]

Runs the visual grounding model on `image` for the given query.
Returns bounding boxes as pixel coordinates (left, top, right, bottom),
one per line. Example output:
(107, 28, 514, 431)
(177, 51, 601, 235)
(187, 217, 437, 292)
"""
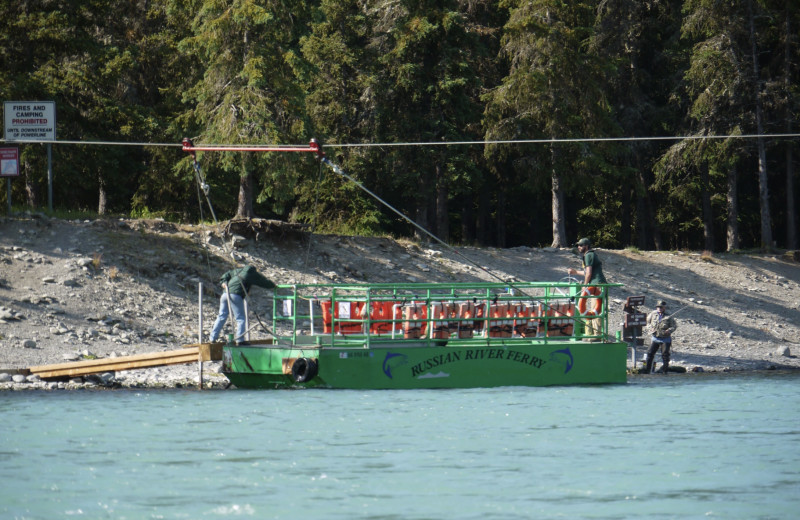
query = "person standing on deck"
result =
(567, 237, 607, 285)
(567, 237, 607, 340)
(209, 265, 276, 344)
(644, 300, 678, 373)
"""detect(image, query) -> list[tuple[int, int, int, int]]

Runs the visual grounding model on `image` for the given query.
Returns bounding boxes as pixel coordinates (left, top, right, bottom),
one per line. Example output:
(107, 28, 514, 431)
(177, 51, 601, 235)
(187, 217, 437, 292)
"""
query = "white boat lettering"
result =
(417, 371, 450, 379)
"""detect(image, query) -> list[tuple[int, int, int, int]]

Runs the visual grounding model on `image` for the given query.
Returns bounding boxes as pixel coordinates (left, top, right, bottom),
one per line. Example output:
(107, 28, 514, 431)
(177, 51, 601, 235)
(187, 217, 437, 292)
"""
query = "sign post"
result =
(622, 295, 646, 368)
(1, 146, 20, 214)
(3, 101, 56, 211)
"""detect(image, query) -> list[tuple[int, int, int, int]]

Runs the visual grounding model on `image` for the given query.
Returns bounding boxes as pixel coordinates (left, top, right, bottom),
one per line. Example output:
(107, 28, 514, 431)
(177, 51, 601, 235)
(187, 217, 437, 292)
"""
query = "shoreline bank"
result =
(2, 215, 799, 389)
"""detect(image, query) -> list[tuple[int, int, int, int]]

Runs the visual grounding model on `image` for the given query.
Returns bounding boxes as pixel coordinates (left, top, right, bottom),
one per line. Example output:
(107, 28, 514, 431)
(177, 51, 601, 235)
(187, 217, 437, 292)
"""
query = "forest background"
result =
(1, 0, 798, 252)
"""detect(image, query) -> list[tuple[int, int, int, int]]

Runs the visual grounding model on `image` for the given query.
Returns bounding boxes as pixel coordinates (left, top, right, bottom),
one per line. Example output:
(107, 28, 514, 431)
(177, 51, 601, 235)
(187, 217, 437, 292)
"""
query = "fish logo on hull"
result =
(382, 352, 408, 379)
(549, 347, 574, 374)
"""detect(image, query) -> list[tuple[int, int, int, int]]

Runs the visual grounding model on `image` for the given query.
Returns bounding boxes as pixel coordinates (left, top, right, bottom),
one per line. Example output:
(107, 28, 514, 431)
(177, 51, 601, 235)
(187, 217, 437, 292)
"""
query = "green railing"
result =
(271, 281, 621, 348)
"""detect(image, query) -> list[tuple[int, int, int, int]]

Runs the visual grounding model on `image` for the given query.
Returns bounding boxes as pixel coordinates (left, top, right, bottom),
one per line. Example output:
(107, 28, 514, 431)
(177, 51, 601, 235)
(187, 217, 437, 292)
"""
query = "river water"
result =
(2, 372, 799, 519)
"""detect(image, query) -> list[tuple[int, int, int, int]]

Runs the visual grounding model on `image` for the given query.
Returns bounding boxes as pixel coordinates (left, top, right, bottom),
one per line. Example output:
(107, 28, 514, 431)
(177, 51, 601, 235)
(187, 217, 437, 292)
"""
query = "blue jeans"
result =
(210, 292, 246, 342)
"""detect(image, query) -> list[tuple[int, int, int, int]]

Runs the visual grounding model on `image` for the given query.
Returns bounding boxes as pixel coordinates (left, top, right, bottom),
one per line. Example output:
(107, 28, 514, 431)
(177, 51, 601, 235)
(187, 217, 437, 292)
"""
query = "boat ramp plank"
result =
(29, 348, 202, 379)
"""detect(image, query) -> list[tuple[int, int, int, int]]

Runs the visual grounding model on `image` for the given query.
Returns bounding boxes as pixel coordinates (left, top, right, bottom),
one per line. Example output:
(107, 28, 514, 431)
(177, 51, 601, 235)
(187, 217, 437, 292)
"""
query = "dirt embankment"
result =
(1, 214, 799, 388)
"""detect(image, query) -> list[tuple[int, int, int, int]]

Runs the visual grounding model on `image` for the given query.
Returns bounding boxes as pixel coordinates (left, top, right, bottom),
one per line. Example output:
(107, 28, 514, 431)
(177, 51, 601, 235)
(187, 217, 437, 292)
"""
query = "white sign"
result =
(4, 101, 56, 141)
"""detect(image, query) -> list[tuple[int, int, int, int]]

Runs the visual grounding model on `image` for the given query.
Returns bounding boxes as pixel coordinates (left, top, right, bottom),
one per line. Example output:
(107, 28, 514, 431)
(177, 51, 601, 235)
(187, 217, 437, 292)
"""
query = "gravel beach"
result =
(2, 214, 799, 390)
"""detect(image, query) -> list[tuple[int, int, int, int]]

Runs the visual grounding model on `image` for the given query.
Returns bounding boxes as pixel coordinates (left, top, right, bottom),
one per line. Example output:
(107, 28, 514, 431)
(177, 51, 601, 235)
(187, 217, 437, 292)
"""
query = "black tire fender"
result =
(291, 357, 318, 383)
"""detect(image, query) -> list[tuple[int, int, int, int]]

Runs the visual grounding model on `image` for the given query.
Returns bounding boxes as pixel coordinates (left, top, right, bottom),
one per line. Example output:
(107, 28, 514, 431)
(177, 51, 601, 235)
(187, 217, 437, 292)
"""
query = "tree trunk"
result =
(785, 9, 797, 249)
(496, 187, 506, 248)
(413, 159, 433, 242)
(636, 166, 661, 250)
(435, 163, 449, 243)
(22, 156, 39, 209)
(550, 144, 567, 248)
(414, 200, 428, 242)
(787, 138, 797, 249)
(476, 185, 489, 246)
(461, 196, 475, 244)
(635, 175, 648, 250)
(98, 173, 108, 215)
(726, 163, 739, 251)
(701, 162, 714, 251)
(748, 0, 773, 250)
(236, 153, 254, 218)
(620, 185, 632, 247)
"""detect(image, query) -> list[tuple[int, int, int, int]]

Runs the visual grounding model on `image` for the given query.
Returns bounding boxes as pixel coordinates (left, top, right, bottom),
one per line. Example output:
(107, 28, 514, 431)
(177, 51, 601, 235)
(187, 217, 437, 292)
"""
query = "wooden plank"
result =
(197, 343, 223, 362)
(29, 348, 202, 379)
(30, 348, 201, 373)
(32, 354, 201, 379)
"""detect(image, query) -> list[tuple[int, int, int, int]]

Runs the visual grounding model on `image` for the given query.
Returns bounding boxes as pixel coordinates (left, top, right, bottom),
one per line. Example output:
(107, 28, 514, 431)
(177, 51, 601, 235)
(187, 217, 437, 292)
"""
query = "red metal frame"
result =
(181, 138, 323, 158)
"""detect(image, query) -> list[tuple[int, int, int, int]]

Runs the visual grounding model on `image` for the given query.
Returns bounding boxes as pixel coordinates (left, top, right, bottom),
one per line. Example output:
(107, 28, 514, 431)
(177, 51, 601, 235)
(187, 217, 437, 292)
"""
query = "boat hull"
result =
(222, 340, 628, 389)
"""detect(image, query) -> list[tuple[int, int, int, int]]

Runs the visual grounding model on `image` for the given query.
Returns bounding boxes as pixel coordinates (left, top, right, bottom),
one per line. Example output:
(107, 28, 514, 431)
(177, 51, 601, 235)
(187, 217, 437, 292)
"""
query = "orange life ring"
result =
(577, 286, 603, 316)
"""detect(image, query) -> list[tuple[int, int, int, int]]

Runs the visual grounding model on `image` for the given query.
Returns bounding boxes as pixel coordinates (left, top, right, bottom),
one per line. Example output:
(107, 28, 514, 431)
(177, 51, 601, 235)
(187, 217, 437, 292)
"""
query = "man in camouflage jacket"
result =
(644, 300, 678, 373)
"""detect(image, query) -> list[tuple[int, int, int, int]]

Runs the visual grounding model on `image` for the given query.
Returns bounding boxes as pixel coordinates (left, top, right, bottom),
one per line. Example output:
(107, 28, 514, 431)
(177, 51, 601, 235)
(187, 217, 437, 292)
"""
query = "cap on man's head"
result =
(657, 300, 667, 307)
(576, 237, 592, 247)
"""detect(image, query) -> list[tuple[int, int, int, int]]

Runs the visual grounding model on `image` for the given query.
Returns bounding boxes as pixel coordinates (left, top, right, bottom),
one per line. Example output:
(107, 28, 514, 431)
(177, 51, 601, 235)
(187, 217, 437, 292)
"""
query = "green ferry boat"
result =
(221, 280, 627, 389)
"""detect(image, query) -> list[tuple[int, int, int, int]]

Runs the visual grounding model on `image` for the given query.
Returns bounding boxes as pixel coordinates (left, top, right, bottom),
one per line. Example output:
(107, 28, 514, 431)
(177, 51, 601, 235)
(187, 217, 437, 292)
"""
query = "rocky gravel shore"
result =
(2, 213, 799, 390)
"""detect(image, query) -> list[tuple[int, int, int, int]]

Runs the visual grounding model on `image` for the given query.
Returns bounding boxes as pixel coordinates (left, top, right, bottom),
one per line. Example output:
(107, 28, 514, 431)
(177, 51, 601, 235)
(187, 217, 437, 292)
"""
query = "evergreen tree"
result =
(669, 0, 777, 250)
(295, 0, 384, 235)
(484, 0, 611, 247)
(591, 0, 684, 249)
(368, 0, 494, 243)
(1, 1, 170, 215)
(178, 0, 311, 219)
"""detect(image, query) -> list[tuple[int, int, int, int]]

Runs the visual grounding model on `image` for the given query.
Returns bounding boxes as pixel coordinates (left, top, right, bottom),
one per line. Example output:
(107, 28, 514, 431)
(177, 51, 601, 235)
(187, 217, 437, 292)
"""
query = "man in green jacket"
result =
(568, 237, 607, 284)
(209, 265, 276, 343)
(568, 237, 608, 340)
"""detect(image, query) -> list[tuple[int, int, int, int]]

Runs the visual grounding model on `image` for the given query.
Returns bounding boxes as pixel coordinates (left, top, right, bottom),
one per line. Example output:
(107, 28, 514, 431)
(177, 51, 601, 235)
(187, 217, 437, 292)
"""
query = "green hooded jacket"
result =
(221, 266, 275, 298)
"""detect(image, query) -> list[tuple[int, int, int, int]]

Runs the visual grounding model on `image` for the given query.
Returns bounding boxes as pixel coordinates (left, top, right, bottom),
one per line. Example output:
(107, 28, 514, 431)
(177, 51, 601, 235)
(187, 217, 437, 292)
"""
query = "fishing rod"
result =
(667, 303, 692, 318)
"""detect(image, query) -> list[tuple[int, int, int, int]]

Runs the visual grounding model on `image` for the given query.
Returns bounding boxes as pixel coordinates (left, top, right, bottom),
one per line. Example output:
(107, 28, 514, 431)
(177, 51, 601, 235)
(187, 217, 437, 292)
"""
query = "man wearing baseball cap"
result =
(568, 237, 607, 340)
(568, 238, 607, 285)
(644, 300, 678, 373)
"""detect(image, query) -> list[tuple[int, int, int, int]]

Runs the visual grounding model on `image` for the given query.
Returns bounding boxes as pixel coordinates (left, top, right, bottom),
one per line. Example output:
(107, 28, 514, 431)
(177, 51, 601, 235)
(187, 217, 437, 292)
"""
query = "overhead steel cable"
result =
(4, 132, 800, 149)
(0, 139, 183, 147)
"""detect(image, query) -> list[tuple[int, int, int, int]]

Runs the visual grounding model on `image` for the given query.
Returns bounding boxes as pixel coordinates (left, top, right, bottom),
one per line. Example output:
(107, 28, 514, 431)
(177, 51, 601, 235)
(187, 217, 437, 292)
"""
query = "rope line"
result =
(4, 132, 800, 149)
(318, 156, 513, 286)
